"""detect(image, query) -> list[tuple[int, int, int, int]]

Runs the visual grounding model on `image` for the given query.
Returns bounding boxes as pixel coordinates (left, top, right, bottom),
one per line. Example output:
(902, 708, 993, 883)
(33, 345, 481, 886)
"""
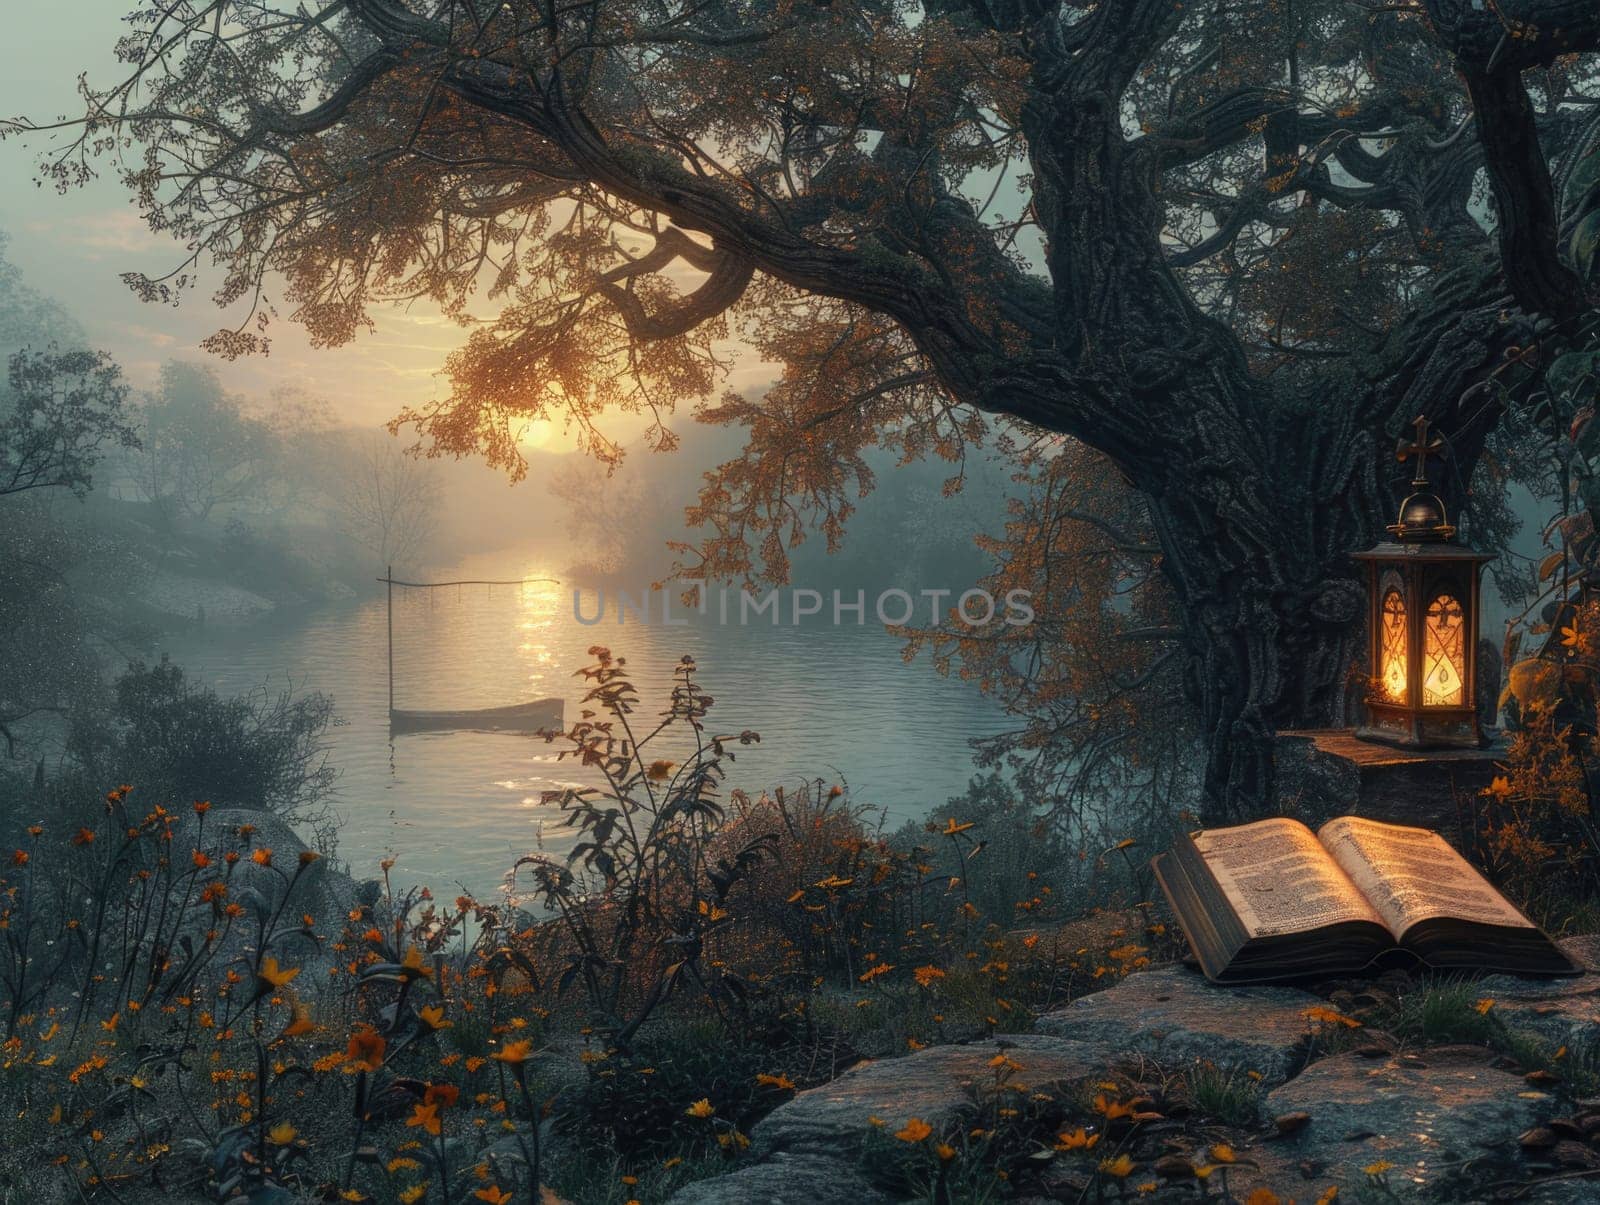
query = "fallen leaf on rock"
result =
(1152, 1154, 1195, 1179)
(1552, 1140, 1600, 1170)
(1547, 1117, 1584, 1140)
(1519, 1126, 1558, 1150)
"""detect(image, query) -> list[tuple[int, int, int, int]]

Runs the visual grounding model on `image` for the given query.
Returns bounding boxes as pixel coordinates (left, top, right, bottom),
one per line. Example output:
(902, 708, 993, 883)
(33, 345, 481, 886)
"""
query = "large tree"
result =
(11, 0, 1600, 819)
(0, 289, 140, 761)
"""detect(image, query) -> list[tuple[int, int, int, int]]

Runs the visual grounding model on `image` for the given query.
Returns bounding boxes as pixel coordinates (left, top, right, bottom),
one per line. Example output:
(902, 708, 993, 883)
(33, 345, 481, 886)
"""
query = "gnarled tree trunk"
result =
(1126, 283, 1527, 822)
(1146, 424, 1384, 824)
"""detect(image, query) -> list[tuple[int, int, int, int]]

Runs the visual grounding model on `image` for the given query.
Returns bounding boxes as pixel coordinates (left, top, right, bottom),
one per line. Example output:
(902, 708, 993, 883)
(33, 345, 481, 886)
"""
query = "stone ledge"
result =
(1259, 1047, 1549, 1194)
(750, 1034, 1113, 1159)
(670, 957, 1600, 1202)
(1034, 963, 1317, 1087)
(1273, 727, 1505, 838)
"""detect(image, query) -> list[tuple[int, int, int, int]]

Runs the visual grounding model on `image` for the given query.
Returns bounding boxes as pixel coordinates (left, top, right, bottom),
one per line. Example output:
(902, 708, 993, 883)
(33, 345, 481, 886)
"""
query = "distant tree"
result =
(325, 431, 442, 570)
(0, 504, 114, 758)
(0, 348, 138, 500)
(549, 454, 662, 578)
(0, 250, 140, 759)
(18, 0, 1600, 819)
(0, 231, 84, 354)
(133, 362, 274, 522)
(246, 384, 340, 520)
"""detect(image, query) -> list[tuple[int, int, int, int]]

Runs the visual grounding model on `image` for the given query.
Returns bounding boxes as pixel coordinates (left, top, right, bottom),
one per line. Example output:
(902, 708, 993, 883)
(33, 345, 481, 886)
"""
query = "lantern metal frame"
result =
(1352, 415, 1490, 750)
(1352, 542, 1491, 749)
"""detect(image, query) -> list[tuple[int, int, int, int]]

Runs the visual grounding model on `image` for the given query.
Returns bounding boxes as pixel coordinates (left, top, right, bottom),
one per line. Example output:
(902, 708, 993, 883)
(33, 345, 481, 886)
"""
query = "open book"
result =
(1152, 816, 1578, 984)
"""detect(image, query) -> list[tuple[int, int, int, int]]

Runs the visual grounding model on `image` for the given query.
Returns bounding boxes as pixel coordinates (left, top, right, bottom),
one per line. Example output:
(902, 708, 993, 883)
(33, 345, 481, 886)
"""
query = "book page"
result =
(1317, 817, 1533, 936)
(1192, 818, 1385, 939)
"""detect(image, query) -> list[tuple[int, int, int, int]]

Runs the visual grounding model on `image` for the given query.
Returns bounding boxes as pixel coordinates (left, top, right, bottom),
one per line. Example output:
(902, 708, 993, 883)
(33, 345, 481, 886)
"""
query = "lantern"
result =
(1352, 416, 1491, 749)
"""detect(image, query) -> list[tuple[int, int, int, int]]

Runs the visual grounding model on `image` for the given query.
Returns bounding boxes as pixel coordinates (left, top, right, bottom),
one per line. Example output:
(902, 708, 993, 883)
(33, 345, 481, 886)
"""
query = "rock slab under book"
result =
(1474, 940, 1600, 1051)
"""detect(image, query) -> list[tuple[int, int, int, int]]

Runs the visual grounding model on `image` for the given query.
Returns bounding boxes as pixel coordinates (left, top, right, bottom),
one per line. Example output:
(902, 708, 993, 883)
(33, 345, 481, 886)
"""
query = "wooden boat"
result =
(389, 697, 563, 736)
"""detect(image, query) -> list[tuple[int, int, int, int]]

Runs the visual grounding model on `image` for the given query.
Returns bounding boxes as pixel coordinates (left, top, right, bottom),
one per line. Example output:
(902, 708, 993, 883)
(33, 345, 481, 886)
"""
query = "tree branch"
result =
(1461, 62, 1587, 318)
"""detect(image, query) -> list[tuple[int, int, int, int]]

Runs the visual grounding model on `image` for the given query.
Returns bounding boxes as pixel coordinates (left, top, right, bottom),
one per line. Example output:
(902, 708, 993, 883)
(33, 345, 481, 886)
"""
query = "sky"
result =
(0, 3, 775, 451)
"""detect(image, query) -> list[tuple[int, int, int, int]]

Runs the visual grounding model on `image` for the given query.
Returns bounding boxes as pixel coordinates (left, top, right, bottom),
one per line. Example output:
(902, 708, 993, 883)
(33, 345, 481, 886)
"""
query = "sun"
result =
(515, 419, 555, 451)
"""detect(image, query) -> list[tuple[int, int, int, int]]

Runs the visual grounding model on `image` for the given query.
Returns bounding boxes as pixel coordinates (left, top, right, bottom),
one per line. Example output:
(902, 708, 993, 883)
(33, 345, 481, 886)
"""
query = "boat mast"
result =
(387, 563, 394, 713)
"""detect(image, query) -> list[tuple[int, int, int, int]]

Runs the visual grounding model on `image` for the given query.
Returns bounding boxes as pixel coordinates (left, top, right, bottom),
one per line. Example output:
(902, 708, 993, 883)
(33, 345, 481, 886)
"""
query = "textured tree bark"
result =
(1137, 405, 1386, 824)
(1017, 11, 1407, 822)
(1461, 65, 1586, 318)
(1129, 271, 1536, 822)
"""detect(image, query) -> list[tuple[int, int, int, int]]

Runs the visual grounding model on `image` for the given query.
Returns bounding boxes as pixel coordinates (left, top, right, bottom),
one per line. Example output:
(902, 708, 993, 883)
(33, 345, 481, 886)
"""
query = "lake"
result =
(157, 548, 1016, 897)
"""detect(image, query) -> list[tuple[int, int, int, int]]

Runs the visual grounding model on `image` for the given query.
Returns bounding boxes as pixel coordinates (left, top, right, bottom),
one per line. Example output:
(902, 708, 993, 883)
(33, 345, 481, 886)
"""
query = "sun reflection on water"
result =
(514, 572, 565, 695)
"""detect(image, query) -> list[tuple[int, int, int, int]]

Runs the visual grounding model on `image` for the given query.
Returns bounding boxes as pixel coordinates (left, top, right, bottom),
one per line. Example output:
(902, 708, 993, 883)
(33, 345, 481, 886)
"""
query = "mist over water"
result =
(156, 547, 1015, 898)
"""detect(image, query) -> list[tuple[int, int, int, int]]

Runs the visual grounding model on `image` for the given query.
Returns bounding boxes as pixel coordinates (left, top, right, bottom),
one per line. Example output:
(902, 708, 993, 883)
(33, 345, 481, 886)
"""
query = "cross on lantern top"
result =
(1397, 414, 1444, 488)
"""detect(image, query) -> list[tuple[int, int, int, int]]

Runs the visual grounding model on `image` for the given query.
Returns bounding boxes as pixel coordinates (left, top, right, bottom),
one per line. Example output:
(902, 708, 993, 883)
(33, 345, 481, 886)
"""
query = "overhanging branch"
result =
(1461, 63, 1587, 318)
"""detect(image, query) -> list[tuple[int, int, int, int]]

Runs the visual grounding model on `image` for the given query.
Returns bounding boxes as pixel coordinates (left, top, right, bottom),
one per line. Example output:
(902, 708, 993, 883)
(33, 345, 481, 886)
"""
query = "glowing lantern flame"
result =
(1422, 594, 1465, 707)
(1379, 590, 1407, 702)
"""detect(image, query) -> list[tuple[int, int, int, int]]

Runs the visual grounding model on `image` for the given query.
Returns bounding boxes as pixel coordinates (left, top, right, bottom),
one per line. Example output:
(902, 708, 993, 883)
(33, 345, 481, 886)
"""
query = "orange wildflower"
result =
(345, 1026, 386, 1072)
(257, 957, 300, 990)
(406, 1102, 442, 1136)
(895, 1118, 932, 1142)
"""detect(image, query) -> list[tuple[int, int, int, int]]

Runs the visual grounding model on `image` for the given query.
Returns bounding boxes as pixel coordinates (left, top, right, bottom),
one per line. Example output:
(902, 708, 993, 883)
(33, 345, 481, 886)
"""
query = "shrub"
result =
(505, 649, 777, 1049)
(1466, 630, 1600, 924)
(21, 658, 339, 843)
(558, 1016, 805, 1163)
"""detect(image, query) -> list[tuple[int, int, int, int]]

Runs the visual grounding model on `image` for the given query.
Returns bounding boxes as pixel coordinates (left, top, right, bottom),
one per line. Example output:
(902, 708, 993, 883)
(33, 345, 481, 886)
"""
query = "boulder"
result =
(178, 807, 362, 912)
(1259, 1047, 1549, 1192)
(1470, 940, 1600, 1053)
(665, 1152, 890, 1205)
(1558, 934, 1600, 972)
(1034, 964, 1319, 1086)
(751, 1035, 1111, 1159)
(194, 808, 332, 900)
(171, 807, 362, 975)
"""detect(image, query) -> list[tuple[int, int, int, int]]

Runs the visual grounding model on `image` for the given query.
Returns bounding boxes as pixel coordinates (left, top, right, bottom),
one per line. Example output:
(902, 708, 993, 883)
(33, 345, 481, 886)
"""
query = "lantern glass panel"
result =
(1422, 592, 1466, 707)
(1379, 589, 1408, 702)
